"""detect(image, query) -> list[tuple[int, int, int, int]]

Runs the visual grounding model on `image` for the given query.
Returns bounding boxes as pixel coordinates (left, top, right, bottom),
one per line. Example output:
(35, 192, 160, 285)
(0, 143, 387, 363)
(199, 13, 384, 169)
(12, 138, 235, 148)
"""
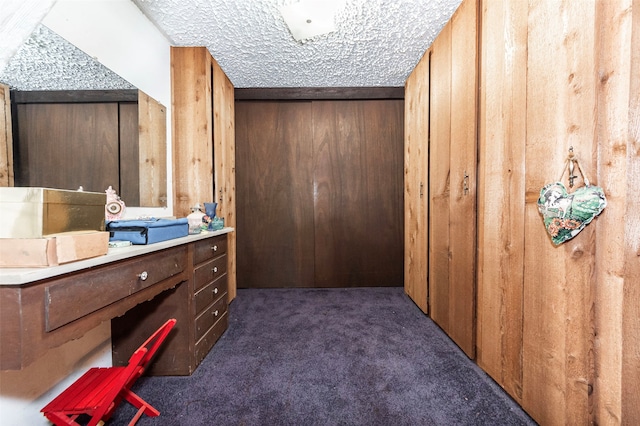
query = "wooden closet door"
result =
(428, 0, 478, 359)
(235, 101, 316, 288)
(404, 53, 430, 313)
(313, 100, 404, 287)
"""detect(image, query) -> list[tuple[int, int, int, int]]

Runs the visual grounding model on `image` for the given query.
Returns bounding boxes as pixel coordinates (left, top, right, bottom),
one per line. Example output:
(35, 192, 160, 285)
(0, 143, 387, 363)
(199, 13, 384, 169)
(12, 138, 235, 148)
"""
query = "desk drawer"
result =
(195, 276, 227, 314)
(193, 235, 227, 265)
(195, 311, 228, 364)
(193, 255, 227, 292)
(195, 296, 227, 342)
(45, 246, 187, 331)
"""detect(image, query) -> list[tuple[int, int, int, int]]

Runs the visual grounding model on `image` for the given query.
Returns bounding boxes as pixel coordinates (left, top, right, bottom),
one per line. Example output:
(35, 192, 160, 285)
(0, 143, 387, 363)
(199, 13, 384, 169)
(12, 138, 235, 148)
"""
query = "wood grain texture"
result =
(236, 99, 403, 289)
(593, 0, 631, 423)
(211, 57, 237, 300)
(235, 101, 315, 288)
(622, 2, 640, 423)
(0, 84, 12, 186)
(428, 21, 452, 332)
(447, 0, 478, 359)
(476, 0, 527, 401)
(427, 0, 478, 359)
(137, 90, 167, 207)
(172, 47, 236, 301)
(235, 87, 404, 100)
(404, 51, 429, 313)
(171, 47, 214, 218)
(522, 1, 596, 423)
(118, 102, 140, 206)
(14, 103, 120, 193)
(313, 100, 404, 288)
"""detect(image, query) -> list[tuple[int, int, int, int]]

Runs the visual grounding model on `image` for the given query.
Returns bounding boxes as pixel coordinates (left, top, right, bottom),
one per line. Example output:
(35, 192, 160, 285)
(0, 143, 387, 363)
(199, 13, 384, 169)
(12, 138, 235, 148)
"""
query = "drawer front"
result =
(195, 296, 227, 342)
(193, 235, 227, 265)
(193, 254, 227, 292)
(45, 246, 187, 331)
(195, 312, 228, 365)
(194, 276, 228, 314)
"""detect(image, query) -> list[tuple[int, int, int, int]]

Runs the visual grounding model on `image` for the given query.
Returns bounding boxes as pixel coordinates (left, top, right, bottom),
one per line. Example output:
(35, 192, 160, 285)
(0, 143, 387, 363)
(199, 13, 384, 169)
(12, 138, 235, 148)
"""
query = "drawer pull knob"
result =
(137, 271, 148, 281)
(212, 245, 218, 252)
(213, 310, 219, 317)
(213, 266, 218, 273)
(214, 288, 219, 294)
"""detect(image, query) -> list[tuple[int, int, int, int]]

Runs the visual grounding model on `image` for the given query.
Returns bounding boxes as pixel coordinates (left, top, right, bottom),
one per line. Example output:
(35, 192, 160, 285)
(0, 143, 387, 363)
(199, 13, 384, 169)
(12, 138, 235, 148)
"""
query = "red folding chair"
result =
(41, 318, 177, 426)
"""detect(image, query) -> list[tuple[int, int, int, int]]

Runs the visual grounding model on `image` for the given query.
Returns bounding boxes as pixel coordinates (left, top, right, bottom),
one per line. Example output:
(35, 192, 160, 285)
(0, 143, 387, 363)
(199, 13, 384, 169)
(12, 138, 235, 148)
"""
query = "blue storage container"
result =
(106, 218, 188, 245)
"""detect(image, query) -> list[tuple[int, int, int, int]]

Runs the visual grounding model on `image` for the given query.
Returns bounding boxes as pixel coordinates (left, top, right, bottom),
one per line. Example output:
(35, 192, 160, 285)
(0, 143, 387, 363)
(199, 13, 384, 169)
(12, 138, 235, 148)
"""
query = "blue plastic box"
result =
(106, 218, 188, 245)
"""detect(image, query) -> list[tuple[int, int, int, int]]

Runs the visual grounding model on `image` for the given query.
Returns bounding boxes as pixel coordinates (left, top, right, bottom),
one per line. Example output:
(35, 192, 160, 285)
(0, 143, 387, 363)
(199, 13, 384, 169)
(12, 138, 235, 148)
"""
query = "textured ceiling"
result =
(132, 0, 462, 88)
(0, 24, 135, 91)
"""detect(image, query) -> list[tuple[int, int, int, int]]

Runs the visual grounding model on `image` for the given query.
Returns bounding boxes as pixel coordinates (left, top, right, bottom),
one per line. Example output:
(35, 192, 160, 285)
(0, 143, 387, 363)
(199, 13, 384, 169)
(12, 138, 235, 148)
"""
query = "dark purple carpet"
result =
(110, 287, 536, 425)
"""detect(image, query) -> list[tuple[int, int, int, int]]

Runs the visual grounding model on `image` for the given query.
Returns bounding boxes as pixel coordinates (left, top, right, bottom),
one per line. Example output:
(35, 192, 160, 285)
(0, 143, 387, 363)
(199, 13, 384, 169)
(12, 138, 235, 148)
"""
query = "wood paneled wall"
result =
(404, 49, 430, 313)
(236, 98, 404, 289)
(138, 90, 167, 207)
(172, 47, 236, 300)
(406, 0, 639, 423)
(476, 0, 639, 424)
(0, 84, 13, 187)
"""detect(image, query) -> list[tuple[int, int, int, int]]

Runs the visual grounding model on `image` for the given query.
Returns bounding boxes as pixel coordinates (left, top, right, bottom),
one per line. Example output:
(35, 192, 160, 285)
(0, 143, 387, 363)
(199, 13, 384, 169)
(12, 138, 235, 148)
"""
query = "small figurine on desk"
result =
(105, 186, 126, 221)
(187, 204, 206, 234)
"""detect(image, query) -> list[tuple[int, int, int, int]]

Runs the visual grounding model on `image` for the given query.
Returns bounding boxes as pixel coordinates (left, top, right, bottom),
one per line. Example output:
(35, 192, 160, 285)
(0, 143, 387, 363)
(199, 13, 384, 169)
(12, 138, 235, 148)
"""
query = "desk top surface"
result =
(0, 228, 233, 285)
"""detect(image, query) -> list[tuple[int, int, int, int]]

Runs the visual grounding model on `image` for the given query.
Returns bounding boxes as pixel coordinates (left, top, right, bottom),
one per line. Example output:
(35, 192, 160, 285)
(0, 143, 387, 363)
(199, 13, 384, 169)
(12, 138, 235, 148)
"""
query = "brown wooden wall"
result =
(0, 84, 13, 187)
(235, 98, 404, 289)
(172, 47, 236, 300)
(476, 0, 639, 423)
(406, 0, 639, 423)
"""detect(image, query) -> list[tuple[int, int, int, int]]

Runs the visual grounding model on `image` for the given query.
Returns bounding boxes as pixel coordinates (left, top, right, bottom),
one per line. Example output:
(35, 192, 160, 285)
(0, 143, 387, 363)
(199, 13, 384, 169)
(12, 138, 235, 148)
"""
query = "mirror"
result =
(0, 24, 167, 207)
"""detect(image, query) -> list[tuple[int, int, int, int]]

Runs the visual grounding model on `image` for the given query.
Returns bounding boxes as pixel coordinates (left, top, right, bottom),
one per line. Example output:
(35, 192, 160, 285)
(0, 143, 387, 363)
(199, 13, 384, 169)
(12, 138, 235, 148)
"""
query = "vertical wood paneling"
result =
(404, 53, 429, 313)
(235, 101, 315, 288)
(119, 102, 140, 206)
(428, 22, 452, 331)
(476, 0, 527, 401)
(408, 0, 639, 422)
(138, 90, 167, 207)
(622, 2, 640, 422)
(427, 0, 477, 359)
(212, 57, 237, 299)
(594, 0, 633, 423)
(172, 46, 236, 301)
(15, 103, 120, 193)
(0, 84, 13, 187)
(448, 0, 478, 359)
(171, 47, 214, 218)
(313, 100, 404, 287)
(523, 1, 596, 423)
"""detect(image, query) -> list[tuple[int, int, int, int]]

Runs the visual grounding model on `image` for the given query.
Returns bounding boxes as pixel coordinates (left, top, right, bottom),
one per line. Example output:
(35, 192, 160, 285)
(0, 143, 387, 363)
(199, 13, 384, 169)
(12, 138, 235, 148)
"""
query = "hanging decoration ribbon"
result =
(537, 147, 607, 246)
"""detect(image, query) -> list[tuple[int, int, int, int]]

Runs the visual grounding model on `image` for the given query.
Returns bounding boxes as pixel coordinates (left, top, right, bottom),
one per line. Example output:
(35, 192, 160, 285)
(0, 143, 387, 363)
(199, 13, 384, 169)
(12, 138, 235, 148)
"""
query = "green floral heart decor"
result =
(537, 182, 607, 245)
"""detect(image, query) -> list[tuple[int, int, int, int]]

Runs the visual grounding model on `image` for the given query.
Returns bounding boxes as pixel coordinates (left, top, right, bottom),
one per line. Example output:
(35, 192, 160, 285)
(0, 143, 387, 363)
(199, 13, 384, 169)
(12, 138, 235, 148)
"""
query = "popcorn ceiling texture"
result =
(0, 25, 135, 91)
(132, 0, 462, 88)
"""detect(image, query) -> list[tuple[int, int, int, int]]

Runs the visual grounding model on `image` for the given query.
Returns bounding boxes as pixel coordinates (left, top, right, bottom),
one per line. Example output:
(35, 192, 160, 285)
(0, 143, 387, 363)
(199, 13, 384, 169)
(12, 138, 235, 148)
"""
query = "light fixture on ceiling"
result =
(279, 0, 344, 42)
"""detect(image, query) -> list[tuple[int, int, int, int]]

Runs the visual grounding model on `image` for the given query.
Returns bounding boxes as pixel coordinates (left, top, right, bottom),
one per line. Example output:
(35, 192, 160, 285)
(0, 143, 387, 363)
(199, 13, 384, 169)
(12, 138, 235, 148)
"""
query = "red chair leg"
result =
(121, 389, 160, 417)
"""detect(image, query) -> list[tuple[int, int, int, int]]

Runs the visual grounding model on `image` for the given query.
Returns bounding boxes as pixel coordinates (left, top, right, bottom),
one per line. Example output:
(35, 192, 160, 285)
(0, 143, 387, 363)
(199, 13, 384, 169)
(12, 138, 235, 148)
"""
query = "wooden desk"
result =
(0, 229, 232, 372)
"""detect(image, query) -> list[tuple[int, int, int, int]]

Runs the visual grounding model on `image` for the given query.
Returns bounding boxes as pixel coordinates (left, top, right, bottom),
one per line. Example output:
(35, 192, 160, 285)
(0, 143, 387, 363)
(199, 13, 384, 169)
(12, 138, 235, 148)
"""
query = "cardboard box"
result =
(53, 231, 110, 264)
(0, 237, 58, 267)
(0, 231, 109, 267)
(0, 187, 106, 239)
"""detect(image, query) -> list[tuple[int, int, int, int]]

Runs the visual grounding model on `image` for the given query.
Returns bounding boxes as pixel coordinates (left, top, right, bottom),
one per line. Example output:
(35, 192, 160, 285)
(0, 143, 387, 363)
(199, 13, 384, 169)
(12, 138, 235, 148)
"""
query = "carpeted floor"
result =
(110, 287, 536, 425)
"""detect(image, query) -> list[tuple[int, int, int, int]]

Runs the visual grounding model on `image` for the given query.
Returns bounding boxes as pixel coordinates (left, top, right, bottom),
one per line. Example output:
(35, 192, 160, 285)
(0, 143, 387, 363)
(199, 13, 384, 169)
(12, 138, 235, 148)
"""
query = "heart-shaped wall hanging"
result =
(537, 181, 606, 245)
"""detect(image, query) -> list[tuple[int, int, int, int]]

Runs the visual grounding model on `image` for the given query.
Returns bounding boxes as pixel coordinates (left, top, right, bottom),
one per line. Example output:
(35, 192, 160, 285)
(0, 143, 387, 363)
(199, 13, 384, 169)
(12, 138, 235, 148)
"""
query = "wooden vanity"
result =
(0, 229, 232, 375)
